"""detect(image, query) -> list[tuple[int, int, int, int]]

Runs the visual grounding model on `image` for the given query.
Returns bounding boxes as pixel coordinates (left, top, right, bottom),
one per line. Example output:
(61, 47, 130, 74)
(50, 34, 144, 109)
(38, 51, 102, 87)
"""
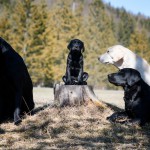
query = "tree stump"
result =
(54, 83, 107, 108)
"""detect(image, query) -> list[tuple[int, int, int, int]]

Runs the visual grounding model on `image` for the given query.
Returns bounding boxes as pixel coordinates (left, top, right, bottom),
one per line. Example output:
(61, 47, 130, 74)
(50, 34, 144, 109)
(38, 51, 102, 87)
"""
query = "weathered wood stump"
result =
(54, 83, 107, 108)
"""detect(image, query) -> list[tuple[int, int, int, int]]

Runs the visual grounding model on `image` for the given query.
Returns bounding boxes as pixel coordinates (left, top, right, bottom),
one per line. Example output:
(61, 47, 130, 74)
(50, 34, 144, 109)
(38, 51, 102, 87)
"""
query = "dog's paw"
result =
(107, 112, 128, 123)
(14, 117, 22, 125)
(14, 119, 22, 125)
(107, 112, 119, 122)
(106, 115, 116, 123)
(124, 119, 143, 126)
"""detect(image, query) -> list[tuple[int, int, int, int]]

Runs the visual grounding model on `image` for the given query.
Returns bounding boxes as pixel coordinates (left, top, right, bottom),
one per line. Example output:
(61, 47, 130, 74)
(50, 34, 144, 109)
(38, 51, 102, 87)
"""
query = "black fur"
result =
(107, 68, 150, 126)
(0, 37, 35, 125)
(63, 39, 88, 85)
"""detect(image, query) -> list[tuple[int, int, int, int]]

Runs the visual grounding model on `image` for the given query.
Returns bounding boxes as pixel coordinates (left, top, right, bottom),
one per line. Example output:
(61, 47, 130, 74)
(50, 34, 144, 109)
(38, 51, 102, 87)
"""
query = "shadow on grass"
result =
(105, 102, 124, 112)
(65, 125, 150, 149)
(50, 103, 150, 149)
(56, 104, 148, 149)
(0, 102, 150, 149)
(32, 103, 52, 115)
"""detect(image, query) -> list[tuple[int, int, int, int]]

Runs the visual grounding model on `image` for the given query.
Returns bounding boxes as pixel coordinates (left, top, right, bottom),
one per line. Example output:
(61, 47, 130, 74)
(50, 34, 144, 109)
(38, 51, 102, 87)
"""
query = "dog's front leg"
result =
(66, 65, 72, 84)
(14, 81, 22, 125)
(78, 68, 83, 84)
(14, 90, 22, 125)
(107, 111, 128, 123)
(64, 56, 72, 85)
(66, 57, 72, 85)
(78, 59, 83, 84)
(124, 118, 145, 126)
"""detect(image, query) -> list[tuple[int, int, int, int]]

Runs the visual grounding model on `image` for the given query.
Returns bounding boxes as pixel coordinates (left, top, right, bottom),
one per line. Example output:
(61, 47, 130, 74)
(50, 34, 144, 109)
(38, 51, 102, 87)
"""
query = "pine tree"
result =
(7, 0, 53, 86)
(27, 1, 52, 86)
(129, 30, 149, 61)
(47, 0, 82, 82)
(80, 0, 117, 88)
(0, 7, 12, 41)
(117, 9, 135, 46)
(0, 0, 150, 88)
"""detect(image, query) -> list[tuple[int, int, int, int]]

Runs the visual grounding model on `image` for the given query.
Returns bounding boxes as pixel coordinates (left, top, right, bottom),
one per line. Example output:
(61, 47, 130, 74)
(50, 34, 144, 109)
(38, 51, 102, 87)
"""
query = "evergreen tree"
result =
(81, 0, 117, 87)
(7, 0, 53, 86)
(27, 1, 52, 86)
(129, 30, 149, 61)
(0, 0, 150, 88)
(48, 0, 82, 82)
(0, 7, 12, 41)
(117, 9, 135, 46)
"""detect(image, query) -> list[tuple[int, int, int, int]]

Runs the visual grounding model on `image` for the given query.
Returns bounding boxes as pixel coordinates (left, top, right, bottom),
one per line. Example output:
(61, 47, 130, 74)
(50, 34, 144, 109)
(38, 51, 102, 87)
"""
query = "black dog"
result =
(0, 37, 35, 125)
(0, 71, 15, 122)
(62, 39, 88, 85)
(107, 68, 150, 126)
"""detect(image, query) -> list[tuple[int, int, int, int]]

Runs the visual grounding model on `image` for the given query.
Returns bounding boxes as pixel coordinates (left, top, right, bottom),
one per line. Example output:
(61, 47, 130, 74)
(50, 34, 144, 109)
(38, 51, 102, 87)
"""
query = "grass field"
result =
(33, 88, 124, 109)
(0, 88, 150, 149)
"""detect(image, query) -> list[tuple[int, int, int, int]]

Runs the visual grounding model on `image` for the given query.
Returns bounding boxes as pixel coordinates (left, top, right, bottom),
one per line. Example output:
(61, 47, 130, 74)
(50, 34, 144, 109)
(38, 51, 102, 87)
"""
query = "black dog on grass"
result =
(0, 71, 15, 122)
(62, 39, 88, 85)
(0, 37, 35, 125)
(107, 68, 150, 126)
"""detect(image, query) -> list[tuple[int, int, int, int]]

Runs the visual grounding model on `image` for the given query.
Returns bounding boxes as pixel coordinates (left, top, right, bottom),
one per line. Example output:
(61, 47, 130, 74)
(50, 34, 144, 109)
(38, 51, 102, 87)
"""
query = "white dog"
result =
(98, 45, 150, 86)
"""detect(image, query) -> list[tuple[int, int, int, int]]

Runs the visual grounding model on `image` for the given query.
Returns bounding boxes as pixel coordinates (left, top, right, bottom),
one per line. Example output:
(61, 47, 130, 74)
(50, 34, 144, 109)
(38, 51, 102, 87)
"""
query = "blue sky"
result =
(103, 0, 150, 17)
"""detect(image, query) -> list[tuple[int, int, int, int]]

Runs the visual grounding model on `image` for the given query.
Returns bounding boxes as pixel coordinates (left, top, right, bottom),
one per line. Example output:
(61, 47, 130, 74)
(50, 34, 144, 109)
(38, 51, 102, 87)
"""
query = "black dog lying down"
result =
(63, 39, 88, 85)
(0, 37, 35, 124)
(107, 68, 150, 126)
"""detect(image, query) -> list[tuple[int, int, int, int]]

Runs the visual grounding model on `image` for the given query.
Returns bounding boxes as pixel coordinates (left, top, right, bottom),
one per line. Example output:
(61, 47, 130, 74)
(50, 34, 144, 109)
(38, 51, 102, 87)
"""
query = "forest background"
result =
(0, 0, 150, 89)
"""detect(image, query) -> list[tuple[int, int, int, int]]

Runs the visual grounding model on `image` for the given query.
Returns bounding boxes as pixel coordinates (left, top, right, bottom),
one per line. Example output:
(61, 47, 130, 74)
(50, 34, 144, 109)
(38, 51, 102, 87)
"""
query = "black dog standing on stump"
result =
(62, 39, 88, 85)
(54, 39, 106, 108)
(0, 37, 35, 125)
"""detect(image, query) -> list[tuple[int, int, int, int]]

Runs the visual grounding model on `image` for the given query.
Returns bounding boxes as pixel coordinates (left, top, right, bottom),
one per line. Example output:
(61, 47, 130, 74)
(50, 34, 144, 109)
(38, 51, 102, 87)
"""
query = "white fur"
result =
(98, 45, 150, 86)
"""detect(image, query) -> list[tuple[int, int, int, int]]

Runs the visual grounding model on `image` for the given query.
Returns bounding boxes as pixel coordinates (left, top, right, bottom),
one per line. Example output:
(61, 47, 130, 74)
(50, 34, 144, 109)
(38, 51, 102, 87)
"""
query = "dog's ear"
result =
(127, 71, 141, 86)
(67, 40, 72, 51)
(81, 41, 85, 52)
(0, 37, 3, 53)
(109, 45, 124, 62)
(0, 37, 3, 44)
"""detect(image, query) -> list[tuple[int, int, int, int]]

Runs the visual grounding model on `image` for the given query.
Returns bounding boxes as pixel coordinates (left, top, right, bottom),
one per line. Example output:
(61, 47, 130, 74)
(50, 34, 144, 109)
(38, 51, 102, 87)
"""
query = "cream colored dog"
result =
(98, 45, 150, 86)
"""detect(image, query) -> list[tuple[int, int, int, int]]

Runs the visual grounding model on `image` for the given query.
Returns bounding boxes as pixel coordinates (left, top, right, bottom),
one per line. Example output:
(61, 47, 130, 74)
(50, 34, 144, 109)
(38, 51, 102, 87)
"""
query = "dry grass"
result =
(0, 103, 150, 149)
(0, 88, 150, 149)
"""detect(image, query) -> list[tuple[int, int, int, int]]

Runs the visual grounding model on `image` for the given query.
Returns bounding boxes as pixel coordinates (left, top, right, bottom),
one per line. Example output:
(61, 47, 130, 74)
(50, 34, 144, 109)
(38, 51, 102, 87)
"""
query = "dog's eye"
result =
(107, 50, 109, 53)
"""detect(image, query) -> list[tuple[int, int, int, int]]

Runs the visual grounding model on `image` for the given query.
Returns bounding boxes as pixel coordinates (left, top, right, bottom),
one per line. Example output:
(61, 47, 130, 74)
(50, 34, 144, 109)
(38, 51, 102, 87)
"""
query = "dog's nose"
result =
(75, 45, 79, 48)
(98, 56, 104, 62)
(73, 45, 79, 50)
(108, 74, 111, 78)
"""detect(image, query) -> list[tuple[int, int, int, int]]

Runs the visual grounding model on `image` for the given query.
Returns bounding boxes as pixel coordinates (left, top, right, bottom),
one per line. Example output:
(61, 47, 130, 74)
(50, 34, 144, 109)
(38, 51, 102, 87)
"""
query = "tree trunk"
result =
(54, 83, 107, 108)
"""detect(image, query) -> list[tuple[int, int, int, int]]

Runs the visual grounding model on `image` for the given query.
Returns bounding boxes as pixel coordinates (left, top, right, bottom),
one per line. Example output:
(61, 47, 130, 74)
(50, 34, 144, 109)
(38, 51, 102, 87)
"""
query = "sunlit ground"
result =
(33, 87, 124, 109)
(0, 88, 150, 149)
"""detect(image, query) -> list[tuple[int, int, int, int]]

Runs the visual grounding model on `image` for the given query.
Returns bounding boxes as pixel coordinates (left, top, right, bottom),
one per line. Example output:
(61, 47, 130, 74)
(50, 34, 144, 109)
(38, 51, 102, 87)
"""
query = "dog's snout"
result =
(98, 55, 104, 63)
(72, 43, 79, 50)
(108, 74, 111, 78)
